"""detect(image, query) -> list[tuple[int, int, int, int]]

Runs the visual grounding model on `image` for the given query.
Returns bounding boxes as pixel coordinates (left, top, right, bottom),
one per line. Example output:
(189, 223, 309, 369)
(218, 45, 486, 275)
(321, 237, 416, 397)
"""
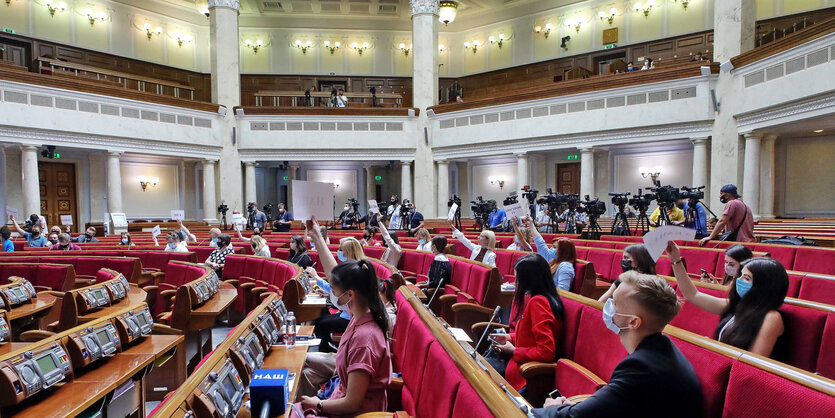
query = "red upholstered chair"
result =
(586, 250, 616, 282)
(399, 326, 435, 414)
(655, 256, 673, 276)
(571, 305, 627, 381)
(494, 250, 515, 281)
(554, 359, 606, 397)
(797, 275, 835, 306)
(398, 250, 426, 281)
(415, 343, 461, 417)
(221, 256, 246, 281)
(606, 252, 625, 284)
(669, 335, 733, 418)
(778, 303, 828, 373)
(786, 273, 803, 298)
(669, 286, 723, 338)
(450, 379, 493, 417)
(721, 360, 835, 418)
(679, 248, 720, 278)
(575, 247, 589, 260)
(792, 247, 835, 275)
(33, 265, 74, 292)
(754, 244, 797, 270)
(585, 241, 615, 249)
(815, 312, 835, 379)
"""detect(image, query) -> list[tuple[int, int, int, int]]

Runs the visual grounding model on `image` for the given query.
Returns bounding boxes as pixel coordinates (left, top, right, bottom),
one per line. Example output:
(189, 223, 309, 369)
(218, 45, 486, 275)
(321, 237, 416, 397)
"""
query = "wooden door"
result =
(556, 163, 580, 194)
(39, 162, 78, 233)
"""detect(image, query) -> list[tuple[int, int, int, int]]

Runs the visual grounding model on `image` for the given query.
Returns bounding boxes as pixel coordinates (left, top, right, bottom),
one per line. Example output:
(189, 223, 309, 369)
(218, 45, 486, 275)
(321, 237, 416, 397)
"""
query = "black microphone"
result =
(472, 305, 501, 359)
(425, 280, 444, 310)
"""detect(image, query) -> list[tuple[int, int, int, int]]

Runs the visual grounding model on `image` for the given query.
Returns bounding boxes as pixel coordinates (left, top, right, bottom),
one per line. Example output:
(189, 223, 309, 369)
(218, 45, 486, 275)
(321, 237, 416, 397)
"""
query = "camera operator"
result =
(648, 203, 684, 230)
(559, 203, 587, 233)
(359, 208, 380, 229)
(274, 203, 293, 232)
(698, 184, 755, 246)
(624, 207, 636, 218)
(681, 198, 708, 238)
(337, 202, 353, 229)
(487, 201, 507, 233)
(406, 202, 425, 236)
(535, 207, 556, 233)
(248, 202, 267, 230)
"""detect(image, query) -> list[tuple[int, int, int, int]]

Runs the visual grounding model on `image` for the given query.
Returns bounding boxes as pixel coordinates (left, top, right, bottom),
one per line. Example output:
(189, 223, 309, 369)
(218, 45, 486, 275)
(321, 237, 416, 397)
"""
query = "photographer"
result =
(487, 201, 507, 233)
(648, 204, 684, 230)
(535, 207, 556, 233)
(406, 203, 425, 237)
(699, 184, 755, 246)
(681, 198, 708, 238)
(387, 196, 403, 230)
(274, 203, 293, 232)
(558, 205, 587, 234)
(359, 209, 380, 229)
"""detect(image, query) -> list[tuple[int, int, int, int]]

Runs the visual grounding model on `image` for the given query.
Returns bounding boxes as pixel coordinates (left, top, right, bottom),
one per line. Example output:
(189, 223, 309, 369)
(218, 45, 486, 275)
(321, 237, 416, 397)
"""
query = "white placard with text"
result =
(643, 225, 697, 261)
(368, 200, 380, 214)
(60, 215, 73, 226)
(170, 210, 185, 221)
(292, 180, 336, 221)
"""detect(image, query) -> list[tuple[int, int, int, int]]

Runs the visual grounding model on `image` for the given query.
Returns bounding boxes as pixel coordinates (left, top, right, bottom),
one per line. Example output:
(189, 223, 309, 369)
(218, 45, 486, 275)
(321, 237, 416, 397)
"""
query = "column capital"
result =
(410, 0, 439, 16)
(208, 0, 240, 11)
(579, 147, 594, 153)
(203, 158, 219, 164)
(690, 137, 710, 145)
(363, 163, 376, 169)
(107, 150, 123, 157)
(742, 131, 762, 140)
(436, 159, 448, 165)
(763, 133, 778, 142)
(400, 160, 413, 166)
(514, 152, 528, 158)
(20, 144, 40, 152)
(244, 161, 256, 167)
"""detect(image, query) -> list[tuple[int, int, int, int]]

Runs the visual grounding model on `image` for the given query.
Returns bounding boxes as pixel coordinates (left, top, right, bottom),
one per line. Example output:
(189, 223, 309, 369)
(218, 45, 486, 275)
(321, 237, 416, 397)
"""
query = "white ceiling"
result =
(115, 0, 585, 31)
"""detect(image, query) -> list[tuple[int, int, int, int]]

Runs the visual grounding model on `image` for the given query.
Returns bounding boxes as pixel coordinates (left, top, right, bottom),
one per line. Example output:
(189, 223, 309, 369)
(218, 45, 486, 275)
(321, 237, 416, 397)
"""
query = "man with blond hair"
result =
(534, 271, 702, 417)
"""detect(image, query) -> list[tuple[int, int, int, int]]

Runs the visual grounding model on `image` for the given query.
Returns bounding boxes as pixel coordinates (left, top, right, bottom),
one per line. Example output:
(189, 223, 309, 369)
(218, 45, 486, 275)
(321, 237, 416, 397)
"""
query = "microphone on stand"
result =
(425, 281, 444, 311)
(472, 305, 501, 359)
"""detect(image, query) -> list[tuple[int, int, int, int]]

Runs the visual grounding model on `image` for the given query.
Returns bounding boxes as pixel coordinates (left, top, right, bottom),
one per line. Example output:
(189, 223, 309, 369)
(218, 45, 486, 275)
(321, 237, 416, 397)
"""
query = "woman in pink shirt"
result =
(296, 218, 392, 417)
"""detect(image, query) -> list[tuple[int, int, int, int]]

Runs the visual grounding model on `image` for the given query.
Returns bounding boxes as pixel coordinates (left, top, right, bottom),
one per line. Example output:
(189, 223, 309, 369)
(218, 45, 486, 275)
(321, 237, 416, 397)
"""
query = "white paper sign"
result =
(292, 180, 335, 221)
(367, 200, 380, 214)
(447, 203, 459, 221)
(60, 215, 73, 226)
(448, 327, 473, 343)
(151, 225, 162, 237)
(642, 225, 697, 261)
(503, 202, 530, 220)
(231, 213, 245, 231)
(170, 210, 185, 221)
(5, 206, 18, 220)
(110, 213, 128, 228)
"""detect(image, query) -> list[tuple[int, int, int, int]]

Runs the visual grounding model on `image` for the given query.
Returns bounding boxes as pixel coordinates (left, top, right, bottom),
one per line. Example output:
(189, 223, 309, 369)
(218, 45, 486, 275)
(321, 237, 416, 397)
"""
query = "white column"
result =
(209, 0, 244, 214)
(288, 164, 298, 210)
(203, 159, 218, 223)
(20, 145, 41, 218)
(516, 152, 529, 190)
(691, 137, 710, 191)
(244, 162, 257, 204)
(106, 151, 123, 215)
(759, 134, 777, 219)
(458, 161, 471, 217)
(411, 0, 439, 218)
(365, 165, 375, 209)
(89, 153, 106, 222)
(742, 132, 762, 218)
(579, 147, 595, 199)
(400, 161, 412, 203)
(437, 160, 450, 216)
(531, 154, 547, 193)
(710, 0, 755, 209)
(0, 147, 6, 218)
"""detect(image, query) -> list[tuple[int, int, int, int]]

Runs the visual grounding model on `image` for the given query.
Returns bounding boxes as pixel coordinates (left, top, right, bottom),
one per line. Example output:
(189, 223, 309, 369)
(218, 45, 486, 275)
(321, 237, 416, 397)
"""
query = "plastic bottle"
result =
(284, 311, 296, 349)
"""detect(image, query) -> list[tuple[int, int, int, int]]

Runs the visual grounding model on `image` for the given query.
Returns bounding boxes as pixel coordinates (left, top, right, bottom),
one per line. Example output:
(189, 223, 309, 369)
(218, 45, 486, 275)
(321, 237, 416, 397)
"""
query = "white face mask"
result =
(725, 264, 739, 277)
(602, 299, 635, 335)
(330, 290, 351, 311)
(344, 206, 350, 211)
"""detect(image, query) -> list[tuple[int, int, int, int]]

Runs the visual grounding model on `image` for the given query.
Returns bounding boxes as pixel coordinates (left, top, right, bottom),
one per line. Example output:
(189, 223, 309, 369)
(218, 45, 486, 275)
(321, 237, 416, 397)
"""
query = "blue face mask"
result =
(337, 250, 347, 262)
(602, 299, 634, 335)
(121, 239, 128, 244)
(211, 237, 218, 244)
(167, 243, 177, 249)
(736, 279, 753, 298)
(418, 239, 426, 246)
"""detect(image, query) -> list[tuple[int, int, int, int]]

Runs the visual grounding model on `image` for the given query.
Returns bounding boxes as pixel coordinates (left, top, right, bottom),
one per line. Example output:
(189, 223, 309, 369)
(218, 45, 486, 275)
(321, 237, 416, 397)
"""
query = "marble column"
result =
(742, 132, 762, 218)
(516, 153, 529, 190)
(759, 134, 777, 219)
(288, 164, 298, 211)
(691, 137, 710, 192)
(710, 0, 755, 209)
(531, 155, 547, 194)
(244, 162, 257, 204)
(203, 159, 218, 223)
(209, 0, 244, 213)
(579, 147, 595, 200)
(437, 160, 450, 216)
(106, 151, 123, 215)
(400, 161, 412, 203)
(20, 145, 41, 218)
(365, 165, 376, 209)
(457, 161, 471, 217)
(0, 147, 6, 219)
(88, 153, 106, 222)
(411, 0, 439, 217)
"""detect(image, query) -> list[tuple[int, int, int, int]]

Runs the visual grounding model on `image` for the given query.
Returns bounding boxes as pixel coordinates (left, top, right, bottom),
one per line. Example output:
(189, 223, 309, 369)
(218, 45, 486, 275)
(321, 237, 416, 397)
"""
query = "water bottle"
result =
(284, 311, 297, 349)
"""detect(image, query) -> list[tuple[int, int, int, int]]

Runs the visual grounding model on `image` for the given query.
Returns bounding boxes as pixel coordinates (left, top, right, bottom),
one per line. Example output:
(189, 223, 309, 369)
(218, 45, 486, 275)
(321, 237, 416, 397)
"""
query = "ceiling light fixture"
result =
(195, 0, 210, 18)
(324, 40, 341, 54)
(438, 1, 458, 26)
(534, 22, 553, 39)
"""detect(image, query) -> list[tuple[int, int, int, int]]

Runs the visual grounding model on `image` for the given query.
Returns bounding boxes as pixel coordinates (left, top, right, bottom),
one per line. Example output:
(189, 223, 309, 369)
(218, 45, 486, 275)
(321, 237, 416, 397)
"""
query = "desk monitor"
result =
(114, 307, 154, 345)
(269, 299, 288, 325)
(118, 274, 131, 292)
(0, 282, 33, 307)
(105, 279, 127, 301)
(191, 280, 210, 305)
(206, 271, 220, 292)
(0, 343, 72, 406)
(254, 314, 281, 348)
(193, 359, 245, 418)
(82, 286, 110, 310)
(231, 331, 265, 379)
(0, 311, 9, 342)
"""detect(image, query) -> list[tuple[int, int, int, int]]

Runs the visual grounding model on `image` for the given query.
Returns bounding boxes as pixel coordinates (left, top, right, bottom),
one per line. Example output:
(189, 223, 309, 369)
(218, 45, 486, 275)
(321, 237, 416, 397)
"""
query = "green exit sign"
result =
(567, 154, 578, 160)
(2, 28, 15, 34)
(374, 175, 382, 181)
(603, 43, 617, 49)
(282, 175, 288, 181)
(54, 153, 61, 159)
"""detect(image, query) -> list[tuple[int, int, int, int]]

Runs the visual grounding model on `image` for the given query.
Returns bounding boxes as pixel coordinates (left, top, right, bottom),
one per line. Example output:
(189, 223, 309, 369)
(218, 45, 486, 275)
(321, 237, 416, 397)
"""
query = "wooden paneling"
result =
(557, 163, 581, 195)
(234, 106, 418, 117)
(39, 162, 78, 233)
(240, 74, 413, 107)
(732, 16, 835, 68)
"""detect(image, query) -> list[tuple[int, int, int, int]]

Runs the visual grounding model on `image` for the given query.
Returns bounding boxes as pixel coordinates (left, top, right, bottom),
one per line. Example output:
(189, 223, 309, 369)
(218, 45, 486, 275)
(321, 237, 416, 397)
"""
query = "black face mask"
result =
(85, 233, 93, 238)
(31, 231, 40, 237)
(621, 259, 634, 273)
(363, 235, 371, 240)
(49, 239, 58, 245)
(719, 195, 729, 204)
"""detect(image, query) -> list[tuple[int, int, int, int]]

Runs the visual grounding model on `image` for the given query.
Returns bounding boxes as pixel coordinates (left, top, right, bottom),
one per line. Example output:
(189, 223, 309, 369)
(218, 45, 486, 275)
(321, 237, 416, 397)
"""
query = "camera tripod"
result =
(451, 207, 461, 231)
(219, 211, 228, 231)
(583, 214, 602, 239)
(655, 204, 674, 228)
(611, 204, 631, 236)
(635, 208, 652, 236)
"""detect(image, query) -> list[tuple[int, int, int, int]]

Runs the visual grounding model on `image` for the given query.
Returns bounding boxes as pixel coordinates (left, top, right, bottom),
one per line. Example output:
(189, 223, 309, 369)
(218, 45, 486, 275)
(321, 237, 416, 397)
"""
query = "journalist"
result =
(406, 202, 425, 237)
(681, 198, 708, 238)
(275, 203, 293, 232)
(487, 201, 507, 232)
(699, 184, 755, 245)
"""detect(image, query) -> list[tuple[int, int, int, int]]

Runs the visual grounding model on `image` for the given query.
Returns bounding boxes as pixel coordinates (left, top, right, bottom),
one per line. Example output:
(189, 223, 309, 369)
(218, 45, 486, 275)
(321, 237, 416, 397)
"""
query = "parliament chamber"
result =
(1, 0, 835, 417)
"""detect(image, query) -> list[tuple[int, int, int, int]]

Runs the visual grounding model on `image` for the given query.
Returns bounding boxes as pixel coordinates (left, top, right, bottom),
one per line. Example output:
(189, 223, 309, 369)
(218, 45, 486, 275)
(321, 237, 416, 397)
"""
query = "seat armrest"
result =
(19, 330, 57, 342)
(33, 285, 53, 292)
(37, 290, 65, 298)
(223, 279, 239, 287)
(471, 322, 510, 342)
(74, 278, 95, 288)
(519, 361, 558, 408)
(519, 361, 558, 380)
(160, 289, 177, 297)
(152, 323, 183, 335)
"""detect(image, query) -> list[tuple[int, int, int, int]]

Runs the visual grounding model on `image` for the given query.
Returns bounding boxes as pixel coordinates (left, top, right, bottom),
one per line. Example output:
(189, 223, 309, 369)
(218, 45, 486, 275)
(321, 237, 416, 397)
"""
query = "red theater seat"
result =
(792, 247, 835, 275)
(778, 303, 828, 373)
(816, 312, 835, 379)
(669, 335, 733, 418)
(797, 275, 835, 306)
(572, 305, 627, 380)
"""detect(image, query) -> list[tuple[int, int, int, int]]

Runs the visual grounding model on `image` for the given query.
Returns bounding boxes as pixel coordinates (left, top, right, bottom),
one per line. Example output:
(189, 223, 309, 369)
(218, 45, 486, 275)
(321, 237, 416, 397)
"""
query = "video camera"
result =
(521, 186, 539, 205)
(628, 189, 656, 212)
(399, 199, 412, 217)
(262, 203, 274, 220)
(247, 202, 257, 213)
(577, 195, 606, 216)
(503, 192, 519, 207)
(346, 198, 361, 211)
(609, 192, 631, 208)
(649, 184, 680, 207)
(448, 194, 462, 208)
(680, 185, 705, 201)
(217, 201, 229, 215)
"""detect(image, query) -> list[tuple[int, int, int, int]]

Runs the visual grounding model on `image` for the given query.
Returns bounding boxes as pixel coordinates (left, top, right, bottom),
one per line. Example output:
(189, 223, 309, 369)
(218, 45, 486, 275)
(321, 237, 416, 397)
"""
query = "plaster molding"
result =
(410, 0, 439, 16)
(736, 92, 835, 130)
(238, 149, 415, 162)
(208, 0, 240, 11)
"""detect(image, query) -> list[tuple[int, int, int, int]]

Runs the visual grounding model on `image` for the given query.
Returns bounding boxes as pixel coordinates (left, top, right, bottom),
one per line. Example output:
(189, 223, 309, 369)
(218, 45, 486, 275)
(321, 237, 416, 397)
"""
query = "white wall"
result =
(777, 136, 835, 216)
(471, 161, 518, 206)
(306, 168, 359, 217)
(612, 148, 694, 213)
(120, 162, 180, 219)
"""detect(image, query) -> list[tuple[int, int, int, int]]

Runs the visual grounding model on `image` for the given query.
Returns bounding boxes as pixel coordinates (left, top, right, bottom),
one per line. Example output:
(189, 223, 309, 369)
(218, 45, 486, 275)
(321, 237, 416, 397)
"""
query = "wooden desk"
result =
(3, 381, 103, 417)
(188, 283, 237, 331)
(79, 286, 148, 320)
(125, 334, 187, 401)
(7, 295, 56, 339)
(0, 342, 30, 356)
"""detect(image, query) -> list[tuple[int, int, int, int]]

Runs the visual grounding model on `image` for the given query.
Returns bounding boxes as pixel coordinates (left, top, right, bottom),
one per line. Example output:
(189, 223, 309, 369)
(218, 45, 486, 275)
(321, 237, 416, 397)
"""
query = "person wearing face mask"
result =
(668, 241, 787, 357)
(640, 57, 654, 70)
(234, 223, 262, 243)
(534, 271, 701, 417)
(487, 201, 507, 233)
(699, 184, 755, 246)
(9, 216, 48, 247)
(625, 61, 638, 72)
(597, 244, 657, 303)
(700, 244, 754, 285)
(275, 203, 294, 232)
(119, 232, 135, 247)
(648, 204, 684, 230)
(376, 214, 402, 267)
(358, 209, 379, 230)
(414, 228, 432, 252)
(337, 203, 357, 230)
(47, 232, 60, 247)
(359, 228, 379, 247)
(386, 196, 403, 230)
(50, 225, 63, 237)
(449, 220, 497, 267)
(406, 202, 424, 237)
(508, 217, 533, 252)
(50, 233, 81, 251)
(206, 234, 235, 276)
(288, 235, 313, 268)
(174, 220, 197, 244)
(155, 231, 189, 253)
(70, 226, 100, 243)
(208, 228, 221, 248)
(1, 226, 14, 252)
(250, 235, 271, 257)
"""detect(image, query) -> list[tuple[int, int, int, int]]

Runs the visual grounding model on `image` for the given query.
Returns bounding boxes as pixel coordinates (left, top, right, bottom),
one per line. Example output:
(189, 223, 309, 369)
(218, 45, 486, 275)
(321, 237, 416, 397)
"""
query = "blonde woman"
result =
(415, 228, 432, 252)
(507, 217, 533, 252)
(209, 227, 222, 247)
(448, 221, 496, 266)
(250, 235, 271, 257)
(337, 236, 365, 262)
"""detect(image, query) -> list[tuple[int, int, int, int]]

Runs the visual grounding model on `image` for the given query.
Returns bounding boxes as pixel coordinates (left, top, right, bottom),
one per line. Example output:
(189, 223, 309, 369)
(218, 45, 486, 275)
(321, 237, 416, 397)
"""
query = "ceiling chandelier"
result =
(438, 1, 459, 26)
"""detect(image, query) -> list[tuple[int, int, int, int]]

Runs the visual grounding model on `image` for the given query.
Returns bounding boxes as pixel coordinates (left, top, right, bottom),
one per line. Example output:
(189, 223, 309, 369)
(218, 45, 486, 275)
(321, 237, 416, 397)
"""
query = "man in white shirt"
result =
(387, 195, 402, 230)
(336, 89, 348, 107)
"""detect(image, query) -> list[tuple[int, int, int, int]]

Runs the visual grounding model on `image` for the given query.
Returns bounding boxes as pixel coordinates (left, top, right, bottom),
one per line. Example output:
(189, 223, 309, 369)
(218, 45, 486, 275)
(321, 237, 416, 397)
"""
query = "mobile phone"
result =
(700, 268, 709, 276)
(549, 389, 563, 399)
(306, 220, 314, 229)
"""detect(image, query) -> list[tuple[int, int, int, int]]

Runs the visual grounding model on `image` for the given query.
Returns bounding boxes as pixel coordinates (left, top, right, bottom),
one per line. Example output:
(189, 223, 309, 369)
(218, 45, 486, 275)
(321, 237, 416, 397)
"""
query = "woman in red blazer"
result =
(491, 253, 565, 392)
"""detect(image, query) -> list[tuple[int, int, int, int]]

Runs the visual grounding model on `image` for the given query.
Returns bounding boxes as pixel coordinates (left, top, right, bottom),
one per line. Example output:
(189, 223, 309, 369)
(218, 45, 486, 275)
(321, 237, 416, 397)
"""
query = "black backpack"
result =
(760, 236, 817, 246)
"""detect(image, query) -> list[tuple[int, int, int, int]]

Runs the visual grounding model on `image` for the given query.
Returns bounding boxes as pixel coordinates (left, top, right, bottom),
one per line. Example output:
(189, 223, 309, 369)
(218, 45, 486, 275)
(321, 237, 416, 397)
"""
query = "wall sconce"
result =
(488, 34, 505, 48)
(5, 0, 12, 6)
(174, 33, 193, 47)
(639, 166, 662, 183)
(634, 0, 655, 17)
(84, 9, 108, 26)
(324, 41, 341, 54)
(143, 23, 162, 40)
(352, 41, 370, 55)
(464, 40, 479, 54)
(44, 0, 67, 17)
(439, 44, 446, 53)
(599, 8, 617, 25)
(295, 39, 313, 53)
(534, 23, 553, 38)
(138, 176, 159, 192)
(399, 43, 412, 56)
(566, 19, 582, 32)
(674, 0, 691, 10)
(488, 176, 506, 190)
(331, 180, 341, 189)
(195, 0, 210, 18)
(245, 39, 263, 53)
